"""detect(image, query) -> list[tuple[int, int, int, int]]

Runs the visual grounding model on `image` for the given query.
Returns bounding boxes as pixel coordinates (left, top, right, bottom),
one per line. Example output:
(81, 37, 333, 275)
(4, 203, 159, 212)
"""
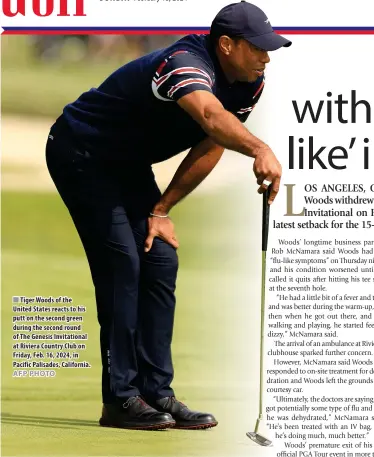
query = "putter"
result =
(246, 186, 272, 447)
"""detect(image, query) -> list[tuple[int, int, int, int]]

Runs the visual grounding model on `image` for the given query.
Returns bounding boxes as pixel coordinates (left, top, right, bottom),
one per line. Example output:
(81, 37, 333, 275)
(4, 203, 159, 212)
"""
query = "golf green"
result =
(2, 189, 263, 456)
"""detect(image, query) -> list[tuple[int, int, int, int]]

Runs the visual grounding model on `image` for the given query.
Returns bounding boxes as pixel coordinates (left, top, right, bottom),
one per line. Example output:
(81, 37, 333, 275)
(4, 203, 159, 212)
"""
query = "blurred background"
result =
(2, 36, 266, 457)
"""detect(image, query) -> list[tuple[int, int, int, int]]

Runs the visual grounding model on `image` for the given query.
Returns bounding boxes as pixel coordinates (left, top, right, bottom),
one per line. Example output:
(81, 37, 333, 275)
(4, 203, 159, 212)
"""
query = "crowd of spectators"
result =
(29, 35, 182, 63)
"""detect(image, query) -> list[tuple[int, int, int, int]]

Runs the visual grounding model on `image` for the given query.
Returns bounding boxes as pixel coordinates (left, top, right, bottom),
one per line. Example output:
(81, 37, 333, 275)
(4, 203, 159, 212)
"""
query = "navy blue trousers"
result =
(46, 118, 178, 403)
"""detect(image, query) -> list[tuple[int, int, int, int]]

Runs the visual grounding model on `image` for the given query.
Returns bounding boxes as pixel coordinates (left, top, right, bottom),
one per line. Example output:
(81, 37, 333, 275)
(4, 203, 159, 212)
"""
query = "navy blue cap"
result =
(211, 1, 292, 51)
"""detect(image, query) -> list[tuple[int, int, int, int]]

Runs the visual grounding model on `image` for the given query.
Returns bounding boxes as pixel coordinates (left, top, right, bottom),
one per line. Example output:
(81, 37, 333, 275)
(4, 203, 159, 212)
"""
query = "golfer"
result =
(46, 1, 291, 430)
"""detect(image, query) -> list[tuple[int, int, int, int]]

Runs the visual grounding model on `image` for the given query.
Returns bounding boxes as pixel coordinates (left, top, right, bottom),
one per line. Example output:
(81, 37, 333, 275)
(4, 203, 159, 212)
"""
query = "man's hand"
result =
(144, 216, 179, 252)
(178, 91, 283, 204)
(252, 144, 282, 205)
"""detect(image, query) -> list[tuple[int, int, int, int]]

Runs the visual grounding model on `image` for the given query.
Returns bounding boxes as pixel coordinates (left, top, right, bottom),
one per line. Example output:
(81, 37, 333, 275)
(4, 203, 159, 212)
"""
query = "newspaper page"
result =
(1, 1, 373, 457)
(265, 33, 374, 457)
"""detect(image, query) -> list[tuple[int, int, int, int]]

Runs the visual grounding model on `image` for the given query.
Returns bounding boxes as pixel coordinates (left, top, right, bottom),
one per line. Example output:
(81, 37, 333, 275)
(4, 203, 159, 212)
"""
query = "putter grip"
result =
(262, 187, 271, 252)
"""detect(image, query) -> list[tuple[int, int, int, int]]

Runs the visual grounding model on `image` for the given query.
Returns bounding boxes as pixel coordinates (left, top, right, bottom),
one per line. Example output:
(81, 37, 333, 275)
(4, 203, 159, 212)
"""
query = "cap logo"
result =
(264, 18, 270, 24)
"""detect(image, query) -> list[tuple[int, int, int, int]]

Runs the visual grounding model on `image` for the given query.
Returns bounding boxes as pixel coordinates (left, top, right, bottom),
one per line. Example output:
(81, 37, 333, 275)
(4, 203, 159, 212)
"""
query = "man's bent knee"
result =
(144, 238, 178, 271)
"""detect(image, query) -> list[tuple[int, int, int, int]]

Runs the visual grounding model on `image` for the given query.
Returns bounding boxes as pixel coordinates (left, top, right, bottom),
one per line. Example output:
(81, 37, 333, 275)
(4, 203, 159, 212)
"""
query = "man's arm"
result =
(177, 90, 282, 204)
(152, 137, 224, 215)
(144, 137, 224, 252)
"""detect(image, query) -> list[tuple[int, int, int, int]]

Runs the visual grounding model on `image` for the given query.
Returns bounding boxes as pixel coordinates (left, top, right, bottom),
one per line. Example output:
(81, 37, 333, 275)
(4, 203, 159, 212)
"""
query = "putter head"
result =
(246, 432, 272, 447)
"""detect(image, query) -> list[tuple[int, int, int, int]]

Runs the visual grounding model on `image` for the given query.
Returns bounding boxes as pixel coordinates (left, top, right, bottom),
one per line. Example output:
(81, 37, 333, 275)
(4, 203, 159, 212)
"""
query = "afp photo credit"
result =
(2, 0, 374, 456)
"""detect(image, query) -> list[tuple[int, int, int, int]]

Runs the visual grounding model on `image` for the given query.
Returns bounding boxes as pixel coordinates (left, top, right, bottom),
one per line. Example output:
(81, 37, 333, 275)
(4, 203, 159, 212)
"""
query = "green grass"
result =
(1, 190, 252, 268)
(1, 189, 262, 456)
(1, 36, 127, 118)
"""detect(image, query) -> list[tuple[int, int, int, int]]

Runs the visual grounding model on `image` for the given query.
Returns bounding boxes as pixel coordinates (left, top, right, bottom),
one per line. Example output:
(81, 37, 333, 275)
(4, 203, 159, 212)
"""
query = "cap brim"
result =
(244, 32, 292, 51)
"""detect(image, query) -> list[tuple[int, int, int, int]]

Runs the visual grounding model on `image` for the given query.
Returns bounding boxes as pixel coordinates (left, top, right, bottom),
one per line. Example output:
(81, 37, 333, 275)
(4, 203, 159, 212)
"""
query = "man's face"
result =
(225, 38, 270, 82)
